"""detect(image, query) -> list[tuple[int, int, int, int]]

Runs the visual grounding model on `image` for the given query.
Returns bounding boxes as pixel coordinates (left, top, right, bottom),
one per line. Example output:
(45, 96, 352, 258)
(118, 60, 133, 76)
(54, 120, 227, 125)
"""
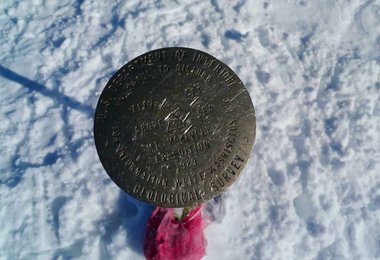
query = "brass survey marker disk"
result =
(94, 47, 255, 207)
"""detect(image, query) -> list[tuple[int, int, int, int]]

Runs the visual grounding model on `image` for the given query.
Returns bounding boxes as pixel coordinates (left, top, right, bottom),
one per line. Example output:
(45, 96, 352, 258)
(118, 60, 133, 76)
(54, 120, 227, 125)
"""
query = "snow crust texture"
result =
(1, 0, 380, 259)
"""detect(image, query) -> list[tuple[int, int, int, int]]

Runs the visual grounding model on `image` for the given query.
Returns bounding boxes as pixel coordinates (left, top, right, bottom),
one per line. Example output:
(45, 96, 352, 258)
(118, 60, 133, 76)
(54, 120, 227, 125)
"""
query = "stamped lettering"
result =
(94, 47, 255, 207)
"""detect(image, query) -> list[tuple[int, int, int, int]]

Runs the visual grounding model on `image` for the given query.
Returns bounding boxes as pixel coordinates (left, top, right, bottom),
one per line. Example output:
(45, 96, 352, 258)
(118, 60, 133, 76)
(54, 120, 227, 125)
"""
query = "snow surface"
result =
(1, 0, 380, 259)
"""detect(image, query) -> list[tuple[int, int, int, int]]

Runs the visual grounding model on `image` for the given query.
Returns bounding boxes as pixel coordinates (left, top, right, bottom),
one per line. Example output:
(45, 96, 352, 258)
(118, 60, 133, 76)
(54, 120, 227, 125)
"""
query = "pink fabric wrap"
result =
(144, 206, 206, 260)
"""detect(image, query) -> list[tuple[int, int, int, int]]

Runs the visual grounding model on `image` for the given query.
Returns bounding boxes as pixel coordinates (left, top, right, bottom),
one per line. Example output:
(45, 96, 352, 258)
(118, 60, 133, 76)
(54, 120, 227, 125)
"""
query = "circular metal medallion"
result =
(94, 47, 255, 207)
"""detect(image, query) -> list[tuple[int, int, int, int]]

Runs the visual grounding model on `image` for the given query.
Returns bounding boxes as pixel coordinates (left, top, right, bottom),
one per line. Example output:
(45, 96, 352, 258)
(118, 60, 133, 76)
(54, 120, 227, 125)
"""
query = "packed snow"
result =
(1, 0, 380, 259)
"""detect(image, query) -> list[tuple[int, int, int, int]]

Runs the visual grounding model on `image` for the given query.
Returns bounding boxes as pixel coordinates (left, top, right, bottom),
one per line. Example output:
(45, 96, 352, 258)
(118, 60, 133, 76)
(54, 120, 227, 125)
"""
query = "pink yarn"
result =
(144, 206, 206, 260)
